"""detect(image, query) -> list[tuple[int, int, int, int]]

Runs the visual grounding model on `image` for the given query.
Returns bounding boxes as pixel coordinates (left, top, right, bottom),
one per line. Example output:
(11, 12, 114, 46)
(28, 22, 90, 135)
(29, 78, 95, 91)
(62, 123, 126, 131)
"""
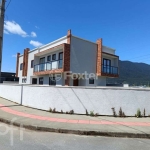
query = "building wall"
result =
(70, 36, 97, 74)
(102, 46, 115, 55)
(1, 85, 150, 116)
(18, 36, 67, 84)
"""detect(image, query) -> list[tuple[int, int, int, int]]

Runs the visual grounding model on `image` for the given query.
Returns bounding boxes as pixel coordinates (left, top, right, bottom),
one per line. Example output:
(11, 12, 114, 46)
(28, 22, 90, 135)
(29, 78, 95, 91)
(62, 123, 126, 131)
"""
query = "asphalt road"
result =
(0, 122, 150, 150)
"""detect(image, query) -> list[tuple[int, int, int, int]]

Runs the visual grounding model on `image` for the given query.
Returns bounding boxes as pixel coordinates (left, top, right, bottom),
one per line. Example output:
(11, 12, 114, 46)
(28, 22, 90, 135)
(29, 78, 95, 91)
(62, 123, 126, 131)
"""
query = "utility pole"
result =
(0, 0, 5, 83)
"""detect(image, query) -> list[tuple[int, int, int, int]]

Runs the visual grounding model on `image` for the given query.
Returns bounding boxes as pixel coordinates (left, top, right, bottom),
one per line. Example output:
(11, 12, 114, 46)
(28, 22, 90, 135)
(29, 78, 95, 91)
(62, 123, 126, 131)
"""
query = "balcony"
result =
(34, 60, 63, 74)
(102, 65, 118, 76)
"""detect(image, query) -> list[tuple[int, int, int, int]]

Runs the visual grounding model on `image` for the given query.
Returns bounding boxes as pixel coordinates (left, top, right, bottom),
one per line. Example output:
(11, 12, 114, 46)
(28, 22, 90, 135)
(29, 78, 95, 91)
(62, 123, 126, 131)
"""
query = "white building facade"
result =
(16, 30, 119, 86)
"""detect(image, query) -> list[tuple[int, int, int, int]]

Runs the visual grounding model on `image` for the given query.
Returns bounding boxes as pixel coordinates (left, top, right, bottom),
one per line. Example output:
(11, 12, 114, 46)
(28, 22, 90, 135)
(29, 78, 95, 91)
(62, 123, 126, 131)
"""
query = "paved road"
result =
(0, 122, 150, 150)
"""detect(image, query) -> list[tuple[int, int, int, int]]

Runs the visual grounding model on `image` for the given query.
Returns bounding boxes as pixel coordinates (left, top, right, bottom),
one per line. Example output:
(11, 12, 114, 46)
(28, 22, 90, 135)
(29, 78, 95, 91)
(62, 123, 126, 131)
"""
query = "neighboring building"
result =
(16, 30, 119, 86)
(0, 72, 19, 83)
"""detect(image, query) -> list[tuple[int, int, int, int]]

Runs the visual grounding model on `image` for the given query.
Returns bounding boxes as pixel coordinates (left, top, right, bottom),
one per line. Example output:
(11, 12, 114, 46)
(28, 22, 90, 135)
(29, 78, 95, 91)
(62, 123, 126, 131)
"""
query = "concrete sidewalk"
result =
(0, 97, 150, 138)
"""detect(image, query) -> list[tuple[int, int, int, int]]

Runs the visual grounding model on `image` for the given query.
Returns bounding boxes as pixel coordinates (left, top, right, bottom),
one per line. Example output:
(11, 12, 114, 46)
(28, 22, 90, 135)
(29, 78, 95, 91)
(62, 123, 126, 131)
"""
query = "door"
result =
(39, 77, 43, 85)
(39, 57, 45, 71)
(73, 78, 79, 86)
(49, 76, 56, 86)
(103, 59, 111, 73)
(32, 78, 37, 84)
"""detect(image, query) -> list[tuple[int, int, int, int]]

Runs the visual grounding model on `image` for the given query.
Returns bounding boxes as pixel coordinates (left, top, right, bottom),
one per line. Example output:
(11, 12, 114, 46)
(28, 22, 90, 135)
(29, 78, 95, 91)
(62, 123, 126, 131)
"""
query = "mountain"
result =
(107, 61, 150, 86)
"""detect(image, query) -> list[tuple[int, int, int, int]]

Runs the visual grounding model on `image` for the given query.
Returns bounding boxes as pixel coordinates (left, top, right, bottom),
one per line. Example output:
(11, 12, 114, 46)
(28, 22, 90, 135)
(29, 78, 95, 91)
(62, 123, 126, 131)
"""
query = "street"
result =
(0, 122, 150, 150)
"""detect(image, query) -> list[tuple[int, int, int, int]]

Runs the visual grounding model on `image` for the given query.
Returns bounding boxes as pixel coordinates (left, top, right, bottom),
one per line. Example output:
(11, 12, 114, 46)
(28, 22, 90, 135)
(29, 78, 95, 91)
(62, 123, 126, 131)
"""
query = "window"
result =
(39, 77, 43, 85)
(89, 78, 94, 84)
(52, 54, 56, 61)
(59, 52, 63, 60)
(20, 63, 23, 70)
(31, 60, 34, 68)
(58, 52, 63, 68)
(22, 78, 26, 83)
(47, 55, 51, 62)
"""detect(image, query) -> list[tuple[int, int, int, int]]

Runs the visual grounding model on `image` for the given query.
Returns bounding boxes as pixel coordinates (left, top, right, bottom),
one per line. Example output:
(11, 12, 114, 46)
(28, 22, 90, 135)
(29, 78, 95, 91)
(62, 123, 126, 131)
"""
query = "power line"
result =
(5, 0, 11, 10)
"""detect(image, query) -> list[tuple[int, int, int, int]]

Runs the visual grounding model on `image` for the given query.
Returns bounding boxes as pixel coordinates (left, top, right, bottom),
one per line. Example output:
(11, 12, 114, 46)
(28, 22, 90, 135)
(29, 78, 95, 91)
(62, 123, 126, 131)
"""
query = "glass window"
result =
(89, 78, 94, 84)
(52, 54, 56, 61)
(31, 60, 34, 68)
(20, 63, 23, 70)
(47, 55, 51, 61)
(59, 52, 63, 60)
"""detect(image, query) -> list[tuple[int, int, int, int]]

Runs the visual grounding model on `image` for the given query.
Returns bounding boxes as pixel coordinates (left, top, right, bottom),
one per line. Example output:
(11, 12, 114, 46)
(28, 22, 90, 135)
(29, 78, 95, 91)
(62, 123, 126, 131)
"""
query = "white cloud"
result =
(30, 40, 43, 47)
(12, 54, 17, 58)
(35, 26, 40, 29)
(4, 21, 28, 37)
(31, 31, 37, 37)
(4, 30, 9, 34)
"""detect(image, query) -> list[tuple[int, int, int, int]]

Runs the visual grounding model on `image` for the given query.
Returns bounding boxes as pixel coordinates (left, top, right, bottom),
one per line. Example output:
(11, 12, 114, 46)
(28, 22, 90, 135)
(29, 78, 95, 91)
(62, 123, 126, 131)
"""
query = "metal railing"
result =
(34, 60, 63, 72)
(102, 65, 118, 75)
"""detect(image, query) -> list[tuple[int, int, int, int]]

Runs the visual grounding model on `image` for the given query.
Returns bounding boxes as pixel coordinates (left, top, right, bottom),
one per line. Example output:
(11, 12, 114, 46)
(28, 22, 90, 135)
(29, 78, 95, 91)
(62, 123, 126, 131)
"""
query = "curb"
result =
(0, 117, 150, 139)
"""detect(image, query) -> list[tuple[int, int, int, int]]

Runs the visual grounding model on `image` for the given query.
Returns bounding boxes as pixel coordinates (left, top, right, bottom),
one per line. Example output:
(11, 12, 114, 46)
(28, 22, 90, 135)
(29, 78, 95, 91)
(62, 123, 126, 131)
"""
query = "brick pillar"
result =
(96, 39, 102, 76)
(22, 49, 26, 76)
(16, 53, 20, 77)
(22, 48, 30, 76)
(64, 44, 70, 86)
(67, 29, 71, 44)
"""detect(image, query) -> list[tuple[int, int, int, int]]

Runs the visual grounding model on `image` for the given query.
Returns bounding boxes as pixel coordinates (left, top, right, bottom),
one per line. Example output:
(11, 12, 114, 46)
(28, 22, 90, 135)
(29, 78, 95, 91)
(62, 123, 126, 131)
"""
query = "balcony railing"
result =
(34, 60, 63, 72)
(102, 65, 118, 75)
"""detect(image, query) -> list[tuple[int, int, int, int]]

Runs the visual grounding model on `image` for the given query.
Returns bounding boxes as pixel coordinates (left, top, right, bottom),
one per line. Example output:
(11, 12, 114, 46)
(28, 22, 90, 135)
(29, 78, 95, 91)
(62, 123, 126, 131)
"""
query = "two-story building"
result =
(16, 30, 119, 86)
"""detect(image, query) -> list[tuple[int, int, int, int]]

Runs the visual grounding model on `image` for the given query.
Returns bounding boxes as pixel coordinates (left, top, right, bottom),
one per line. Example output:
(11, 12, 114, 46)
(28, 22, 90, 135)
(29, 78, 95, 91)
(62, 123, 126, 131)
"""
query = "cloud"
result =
(4, 21, 28, 37)
(35, 26, 40, 29)
(31, 31, 37, 37)
(12, 54, 17, 58)
(4, 30, 9, 34)
(30, 40, 43, 47)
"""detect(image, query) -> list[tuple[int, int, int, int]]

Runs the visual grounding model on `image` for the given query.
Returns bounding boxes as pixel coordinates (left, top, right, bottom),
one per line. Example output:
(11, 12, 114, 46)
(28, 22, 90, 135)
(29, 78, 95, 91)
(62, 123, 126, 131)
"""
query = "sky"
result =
(2, 0, 150, 72)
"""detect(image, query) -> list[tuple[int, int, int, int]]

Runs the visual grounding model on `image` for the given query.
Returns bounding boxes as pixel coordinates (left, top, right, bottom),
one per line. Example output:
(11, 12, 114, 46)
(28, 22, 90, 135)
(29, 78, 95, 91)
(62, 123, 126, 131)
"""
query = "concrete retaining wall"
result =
(0, 84, 150, 116)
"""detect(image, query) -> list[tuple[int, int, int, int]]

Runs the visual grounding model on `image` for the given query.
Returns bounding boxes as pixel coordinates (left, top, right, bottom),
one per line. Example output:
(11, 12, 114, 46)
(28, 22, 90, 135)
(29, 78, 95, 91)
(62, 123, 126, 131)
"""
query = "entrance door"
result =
(73, 78, 79, 86)
(32, 78, 37, 84)
(49, 76, 56, 86)
(39, 77, 43, 85)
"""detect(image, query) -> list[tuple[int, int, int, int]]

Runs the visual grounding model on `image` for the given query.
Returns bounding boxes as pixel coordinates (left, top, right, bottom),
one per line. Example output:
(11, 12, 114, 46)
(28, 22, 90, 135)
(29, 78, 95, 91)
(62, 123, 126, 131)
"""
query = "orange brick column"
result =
(96, 39, 102, 76)
(67, 29, 71, 44)
(64, 42, 71, 86)
(16, 53, 20, 77)
(22, 48, 30, 76)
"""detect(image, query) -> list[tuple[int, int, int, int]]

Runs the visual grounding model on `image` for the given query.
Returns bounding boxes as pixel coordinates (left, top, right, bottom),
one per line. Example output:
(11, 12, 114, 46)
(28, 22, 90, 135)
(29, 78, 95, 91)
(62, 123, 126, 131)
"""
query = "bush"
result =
(90, 111, 94, 116)
(137, 108, 141, 118)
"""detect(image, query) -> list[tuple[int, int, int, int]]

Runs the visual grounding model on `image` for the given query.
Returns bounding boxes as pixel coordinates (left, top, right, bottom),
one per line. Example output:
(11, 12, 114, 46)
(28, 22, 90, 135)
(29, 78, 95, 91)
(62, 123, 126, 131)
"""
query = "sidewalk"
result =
(0, 97, 150, 138)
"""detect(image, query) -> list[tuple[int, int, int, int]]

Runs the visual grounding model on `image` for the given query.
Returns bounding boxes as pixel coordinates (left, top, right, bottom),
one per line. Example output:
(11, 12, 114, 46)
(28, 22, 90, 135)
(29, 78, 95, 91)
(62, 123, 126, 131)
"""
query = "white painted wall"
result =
(102, 46, 115, 55)
(1, 85, 150, 116)
(70, 36, 97, 74)
(0, 85, 22, 103)
(39, 36, 67, 52)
